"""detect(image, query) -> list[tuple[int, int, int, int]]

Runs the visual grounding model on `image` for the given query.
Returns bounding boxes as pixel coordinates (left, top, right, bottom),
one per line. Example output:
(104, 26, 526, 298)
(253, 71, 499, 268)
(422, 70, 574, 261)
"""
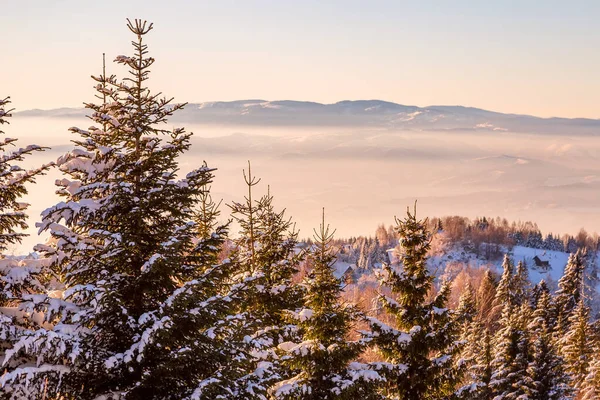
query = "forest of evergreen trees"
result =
(334, 216, 600, 268)
(1, 19, 600, 400)
(329, 215, 599, 278)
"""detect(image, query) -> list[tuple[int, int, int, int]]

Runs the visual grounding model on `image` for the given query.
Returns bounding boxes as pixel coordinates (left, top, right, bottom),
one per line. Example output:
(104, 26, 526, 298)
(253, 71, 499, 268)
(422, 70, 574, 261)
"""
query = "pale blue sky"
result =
(3, 0, 600, 117)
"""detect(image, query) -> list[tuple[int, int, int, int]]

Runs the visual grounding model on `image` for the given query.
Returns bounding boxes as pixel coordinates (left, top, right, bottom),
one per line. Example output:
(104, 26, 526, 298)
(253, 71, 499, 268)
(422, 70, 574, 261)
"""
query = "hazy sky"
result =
(3, 0, 600, 118)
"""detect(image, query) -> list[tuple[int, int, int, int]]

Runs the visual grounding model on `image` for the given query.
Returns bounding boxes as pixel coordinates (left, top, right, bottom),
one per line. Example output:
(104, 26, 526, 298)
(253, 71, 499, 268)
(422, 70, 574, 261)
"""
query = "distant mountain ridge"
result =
(16, 100, 600, 135)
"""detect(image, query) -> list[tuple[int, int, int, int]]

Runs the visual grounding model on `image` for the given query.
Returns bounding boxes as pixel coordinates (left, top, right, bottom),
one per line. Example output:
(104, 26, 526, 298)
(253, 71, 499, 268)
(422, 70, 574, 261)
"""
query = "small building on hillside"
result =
(532, 255, 550, 269)
(333, 262, 357, 283)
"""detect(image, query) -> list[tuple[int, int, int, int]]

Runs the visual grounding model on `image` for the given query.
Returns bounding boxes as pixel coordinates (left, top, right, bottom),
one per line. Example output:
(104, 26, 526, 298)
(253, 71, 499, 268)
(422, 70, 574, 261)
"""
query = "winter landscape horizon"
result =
(10, 98, 600, 252)
(3, 2, 600, 399)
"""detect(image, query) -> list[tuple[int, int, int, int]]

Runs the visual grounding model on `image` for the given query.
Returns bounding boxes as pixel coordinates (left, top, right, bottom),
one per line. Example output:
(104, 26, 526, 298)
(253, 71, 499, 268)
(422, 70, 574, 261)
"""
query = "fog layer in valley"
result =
(8, 113, 600, 253)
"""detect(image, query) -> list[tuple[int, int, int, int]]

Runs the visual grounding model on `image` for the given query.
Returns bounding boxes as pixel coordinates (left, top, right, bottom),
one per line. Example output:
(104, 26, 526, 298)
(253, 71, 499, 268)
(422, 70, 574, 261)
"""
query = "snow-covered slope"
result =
(510, 245, 570, 284)
(426, 243, 582, 289)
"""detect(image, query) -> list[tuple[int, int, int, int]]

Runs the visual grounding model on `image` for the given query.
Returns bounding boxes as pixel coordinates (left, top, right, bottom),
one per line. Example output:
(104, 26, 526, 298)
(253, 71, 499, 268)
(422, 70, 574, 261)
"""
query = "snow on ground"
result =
(425, 242, 577, 289)
(510, 245, 570, 285)
(332, 261, 356, 280)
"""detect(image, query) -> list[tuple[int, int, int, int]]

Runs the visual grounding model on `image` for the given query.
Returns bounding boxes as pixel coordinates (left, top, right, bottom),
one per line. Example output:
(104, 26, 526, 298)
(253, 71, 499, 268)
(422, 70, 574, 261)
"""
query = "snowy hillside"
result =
(428, 244, 575, 286)
(510, 245, 571, 285)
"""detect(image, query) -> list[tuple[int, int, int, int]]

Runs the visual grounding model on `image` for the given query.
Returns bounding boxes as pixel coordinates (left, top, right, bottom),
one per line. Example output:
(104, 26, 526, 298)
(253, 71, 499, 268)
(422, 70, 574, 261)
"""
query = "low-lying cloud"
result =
(7, 113, 600, 253)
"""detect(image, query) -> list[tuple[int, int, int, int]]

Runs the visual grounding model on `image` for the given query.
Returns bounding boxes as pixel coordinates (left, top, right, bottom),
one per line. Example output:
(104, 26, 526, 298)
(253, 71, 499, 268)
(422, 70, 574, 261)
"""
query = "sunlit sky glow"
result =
(3, 0, 600, 118)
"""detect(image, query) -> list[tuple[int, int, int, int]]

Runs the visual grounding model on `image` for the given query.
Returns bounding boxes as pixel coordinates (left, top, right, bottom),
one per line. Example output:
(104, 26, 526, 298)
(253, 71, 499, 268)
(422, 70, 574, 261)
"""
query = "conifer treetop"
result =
(272, 208, 381, 399)
(366, 203, 463, 399)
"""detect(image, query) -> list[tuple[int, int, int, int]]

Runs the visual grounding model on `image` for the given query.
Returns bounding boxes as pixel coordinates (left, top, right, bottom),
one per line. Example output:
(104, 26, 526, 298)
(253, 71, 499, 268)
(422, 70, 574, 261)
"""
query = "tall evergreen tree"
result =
(228, 167, 305, 398)
(0, 96, 51, 399)
(2, 20, 247, 399)
(561, 298, 593, 391)
(0, 96, 51, 311)
(490, 303, 534, 399)
(456, 283, 494, 400)
(513, 260, 531, 307)
(493, 255, 516, 313)
(370, 238, 387, 269)
(492, 254, 517, 330)
(195, 185, 222, 241)
(581, 351, 600, 399)
(476, 269, 496, 329)
(456, 281, 477, 327)
(366, 205, 462, 399)
(530, 280, 550, 311)
(271, 209, 382, 399)
(0, 97, 50, 253)
(526, 324, 572, 400)
(555, 250, 586, 334)
(530, 281, 556, 331)
(456, 319, 494, 400)
(525, 285, 572, 400)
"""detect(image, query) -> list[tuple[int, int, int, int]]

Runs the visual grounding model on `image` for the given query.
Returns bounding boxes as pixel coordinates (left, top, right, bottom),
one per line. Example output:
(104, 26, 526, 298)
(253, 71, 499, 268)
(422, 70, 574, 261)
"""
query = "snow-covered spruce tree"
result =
(0, 97, 51, 308)
(366, 205, 462, 400)
(526, 324, 572, 400)
(455, 283, 495, 400)
(490, 303, 534, 399)
(561, 298, 594, 391)
(370, 238, 387, 269)
(555, 250, 586, 335)
(525, 283, 572, 400)
(489, 254, 516, 329)
(581, 351, 600, 399)
(0, 97, 51, 397)
(530, 280, 550, 311)
(454, 281, 478, 395)
(228, 167, 305, 398)
(494, 255, 515, 307)
(490, 256, 532, 331)
(532, 281, 559, 332)
(271, 209, 382, 400)
(454, 280, 476, 381)
(513, 260, 531, 307)
(195, 186, 222, 241)
(2, 20, 248, 399)
(0, 97, 50, 254)
(476, 269, 496, 329)
(456, 319, 494, 400)
(456, 281, 476, 328)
